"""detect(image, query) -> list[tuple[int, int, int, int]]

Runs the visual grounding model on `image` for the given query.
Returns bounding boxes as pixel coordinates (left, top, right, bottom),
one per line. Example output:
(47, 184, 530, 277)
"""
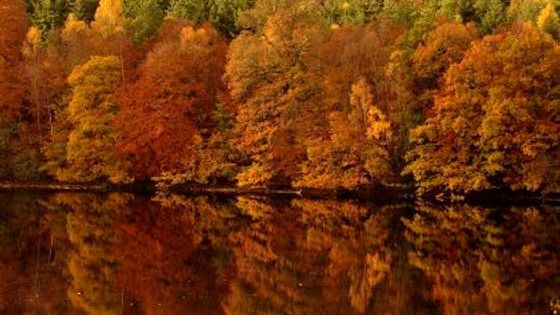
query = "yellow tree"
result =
(226, 0, 328, 187)
(90, 0, 129, 84)
(537, 0, 560, 38)
(297, 78, 394, 189)
(405, 23, 560, 193)
(61, 14, 96, 68)
(56, 56, 127, 183)
(91, 0, 125, 38)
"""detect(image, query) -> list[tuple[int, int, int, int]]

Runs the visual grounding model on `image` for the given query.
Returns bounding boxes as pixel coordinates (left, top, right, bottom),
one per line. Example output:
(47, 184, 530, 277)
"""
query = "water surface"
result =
(0, 192, 559, 314)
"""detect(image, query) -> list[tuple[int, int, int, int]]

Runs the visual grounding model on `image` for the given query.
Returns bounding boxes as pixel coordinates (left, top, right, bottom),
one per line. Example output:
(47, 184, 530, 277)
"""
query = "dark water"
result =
(0, 193, 559, 315)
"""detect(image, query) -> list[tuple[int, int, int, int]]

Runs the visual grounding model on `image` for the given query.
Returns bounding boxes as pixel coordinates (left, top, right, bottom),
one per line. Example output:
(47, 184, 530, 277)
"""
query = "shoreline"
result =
(1, 182, 559, 205)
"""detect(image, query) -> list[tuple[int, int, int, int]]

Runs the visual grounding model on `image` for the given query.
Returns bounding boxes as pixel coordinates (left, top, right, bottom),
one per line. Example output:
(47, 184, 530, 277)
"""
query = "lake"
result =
(0, 192, 559, 314)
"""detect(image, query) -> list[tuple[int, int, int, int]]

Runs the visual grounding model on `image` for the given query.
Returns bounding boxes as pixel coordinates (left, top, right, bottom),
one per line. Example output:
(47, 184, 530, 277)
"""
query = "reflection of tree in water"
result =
(224, 198, 431, 314)
(298, 200, 392, 313)
(0, 193, 75, 314)
(60, 193, 130, 315)
(50, 193, 247, 315)
(297, 200, 433, 314)
(4, 193, 557, 315)
(114, 195, 244, 315)
(404, 204, 560, 314)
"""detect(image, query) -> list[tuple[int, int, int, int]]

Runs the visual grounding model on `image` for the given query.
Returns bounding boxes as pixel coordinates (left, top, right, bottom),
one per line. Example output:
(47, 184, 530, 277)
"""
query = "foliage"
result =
(90, 0, 125, 39)
(1, 0, 560, 193)
(59, 55, 128, 183)
(405, 24, 560, 193)
(0, 0, 27, 122)
(168, 0, 256, 37)
(69, 0, 100, 22)
(115, 22, 229, 182)
(537, 0, 560, 38)
(227, 0, 328, 187)
(123, 0, 165, 44)
(297, 78, 395, 189)
(321, 0, 384, 26)
(29, 0, 71, 41)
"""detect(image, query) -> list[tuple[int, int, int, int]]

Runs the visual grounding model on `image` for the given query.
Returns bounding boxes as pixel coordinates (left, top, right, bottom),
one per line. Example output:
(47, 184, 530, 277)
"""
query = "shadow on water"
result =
(0, 192, 558, 314)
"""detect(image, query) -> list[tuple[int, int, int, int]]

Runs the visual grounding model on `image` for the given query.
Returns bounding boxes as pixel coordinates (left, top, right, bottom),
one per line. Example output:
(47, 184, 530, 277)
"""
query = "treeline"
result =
(0, 0, 559, 194)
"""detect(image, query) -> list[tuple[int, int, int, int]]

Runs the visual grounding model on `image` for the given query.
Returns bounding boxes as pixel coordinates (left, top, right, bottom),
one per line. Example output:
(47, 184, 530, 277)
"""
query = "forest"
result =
(0, 0, 559, 194)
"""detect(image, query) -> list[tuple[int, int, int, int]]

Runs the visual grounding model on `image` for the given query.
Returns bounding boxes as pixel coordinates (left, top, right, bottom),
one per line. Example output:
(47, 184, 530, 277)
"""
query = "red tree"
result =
(114, 22, 228, 179)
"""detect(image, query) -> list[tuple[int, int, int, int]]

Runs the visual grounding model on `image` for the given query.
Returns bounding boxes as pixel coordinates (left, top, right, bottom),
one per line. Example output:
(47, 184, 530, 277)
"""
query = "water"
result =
(0, 192, 558, 315)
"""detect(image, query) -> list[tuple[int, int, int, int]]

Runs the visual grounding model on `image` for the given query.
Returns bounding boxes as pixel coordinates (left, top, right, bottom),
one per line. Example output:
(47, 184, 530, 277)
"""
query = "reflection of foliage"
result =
(128, 194, 246, 314)
(116, 197, 207, 314)
(224, 199, 423, 314)
(296, 200, 398, 313)
(404, 203, 560, 314)
(236, 197, 275, 219)
(0, 193, 75, 314)
(2, 193, 558, 315)
(59, 193, 131, 315)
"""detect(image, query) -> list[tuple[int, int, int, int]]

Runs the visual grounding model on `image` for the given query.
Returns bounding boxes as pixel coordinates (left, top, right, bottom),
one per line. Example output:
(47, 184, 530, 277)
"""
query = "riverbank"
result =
(0, 181, 414, 200)
(1, 181, 559, 205)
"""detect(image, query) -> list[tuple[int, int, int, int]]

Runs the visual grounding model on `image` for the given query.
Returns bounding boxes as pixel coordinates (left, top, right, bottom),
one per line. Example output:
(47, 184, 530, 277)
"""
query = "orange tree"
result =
(405, 23, 560, 193)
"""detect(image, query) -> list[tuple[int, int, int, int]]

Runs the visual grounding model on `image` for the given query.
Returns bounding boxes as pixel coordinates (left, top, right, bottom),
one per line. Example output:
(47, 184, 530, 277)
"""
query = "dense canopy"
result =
(0, 0, 559, 194)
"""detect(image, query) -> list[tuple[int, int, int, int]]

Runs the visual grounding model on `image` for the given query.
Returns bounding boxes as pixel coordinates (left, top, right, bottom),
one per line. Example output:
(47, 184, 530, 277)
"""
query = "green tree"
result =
(29, 0, 71, 41)
(321, 0, 384, 26)
(123, 0, 166, 44)
(507, 0, 547, 23)
(475, 0, 507, 34)
(168, 0, 255, 37)
(69, 0, 100, 22)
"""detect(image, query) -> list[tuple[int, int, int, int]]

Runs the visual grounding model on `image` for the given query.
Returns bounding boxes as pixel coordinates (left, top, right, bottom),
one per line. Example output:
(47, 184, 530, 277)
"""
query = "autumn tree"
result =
(90, 0, 124, 37)
(90, 0, 134, 84)
(115, 22, 230, 182)
(294, 21, 405, 189)
(405, 23, 560, 193)
(537, 0, 560, 38)
(21, 27, 67, 140)
(59, 13, 96, 67)
(297, 78, 395, 189)
(0, 0, 27, 124)
(411, 20, 478, 111)
(49, 56, 127, 183)
(0, 0, 29, 178)
(227, 0, 329, 187)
